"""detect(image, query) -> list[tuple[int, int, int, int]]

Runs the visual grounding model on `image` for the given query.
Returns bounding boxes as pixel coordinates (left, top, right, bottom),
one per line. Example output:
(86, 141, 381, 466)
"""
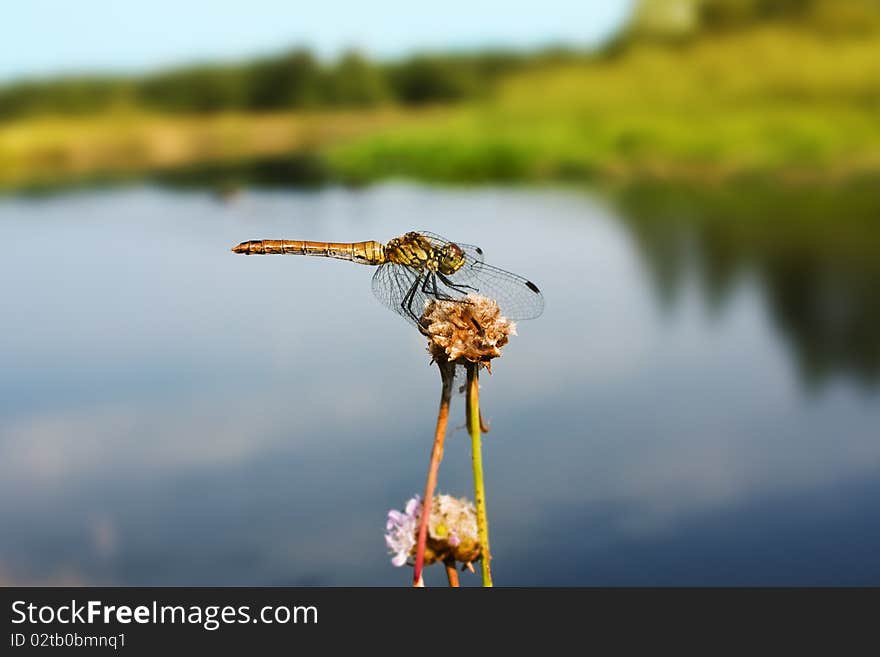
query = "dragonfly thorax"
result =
(385, 232, 465, 275)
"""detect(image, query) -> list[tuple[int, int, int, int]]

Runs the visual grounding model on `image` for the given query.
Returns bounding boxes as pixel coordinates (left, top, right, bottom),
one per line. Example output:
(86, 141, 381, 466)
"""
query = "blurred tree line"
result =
(0, 48, 580, 120)
(4, 0, 878, 121)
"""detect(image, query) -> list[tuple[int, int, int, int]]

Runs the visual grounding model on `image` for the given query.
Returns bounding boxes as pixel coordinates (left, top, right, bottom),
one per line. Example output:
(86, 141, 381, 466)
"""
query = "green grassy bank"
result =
(327, 26, 880, 185)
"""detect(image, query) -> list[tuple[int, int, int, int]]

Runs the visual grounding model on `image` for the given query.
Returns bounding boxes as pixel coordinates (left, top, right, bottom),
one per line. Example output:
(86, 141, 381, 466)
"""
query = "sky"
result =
(2, 1, 634, 82)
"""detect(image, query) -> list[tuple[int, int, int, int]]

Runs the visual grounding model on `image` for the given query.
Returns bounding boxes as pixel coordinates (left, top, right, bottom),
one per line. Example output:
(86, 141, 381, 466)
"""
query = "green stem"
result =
(466, 362, 493, 587)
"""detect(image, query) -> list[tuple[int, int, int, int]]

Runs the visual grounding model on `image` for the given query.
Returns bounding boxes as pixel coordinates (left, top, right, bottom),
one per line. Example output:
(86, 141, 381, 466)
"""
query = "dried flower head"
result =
(385, 494, 481, 568)
(421, 294, 516, 365)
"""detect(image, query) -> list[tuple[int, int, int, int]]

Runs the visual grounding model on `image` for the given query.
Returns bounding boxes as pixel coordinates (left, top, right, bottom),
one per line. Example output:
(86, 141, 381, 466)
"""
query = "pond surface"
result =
(1, 181, 879, 585)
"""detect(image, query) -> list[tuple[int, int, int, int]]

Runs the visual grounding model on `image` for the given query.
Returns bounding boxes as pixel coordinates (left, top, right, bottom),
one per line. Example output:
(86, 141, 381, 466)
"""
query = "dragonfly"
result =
(231, 231, 544, 327)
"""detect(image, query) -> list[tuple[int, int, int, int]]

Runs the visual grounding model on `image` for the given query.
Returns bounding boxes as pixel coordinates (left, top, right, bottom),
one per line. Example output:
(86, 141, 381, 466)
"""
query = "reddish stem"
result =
(444, 558, 460, 587)
(412, 360, 455, 586)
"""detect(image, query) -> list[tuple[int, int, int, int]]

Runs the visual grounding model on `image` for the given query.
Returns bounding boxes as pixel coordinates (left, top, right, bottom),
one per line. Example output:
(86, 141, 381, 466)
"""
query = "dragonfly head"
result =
(436, 242, 466, 275)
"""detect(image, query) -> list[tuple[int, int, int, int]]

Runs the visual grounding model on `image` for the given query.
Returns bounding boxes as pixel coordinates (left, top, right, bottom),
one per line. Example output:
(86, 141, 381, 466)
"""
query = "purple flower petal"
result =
(404, 496, 421, 517)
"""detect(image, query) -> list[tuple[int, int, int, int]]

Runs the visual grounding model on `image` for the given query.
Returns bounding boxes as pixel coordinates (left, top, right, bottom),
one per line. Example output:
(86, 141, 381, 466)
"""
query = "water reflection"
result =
(614, 182, 880, 389)
(1, 182, 878, 585)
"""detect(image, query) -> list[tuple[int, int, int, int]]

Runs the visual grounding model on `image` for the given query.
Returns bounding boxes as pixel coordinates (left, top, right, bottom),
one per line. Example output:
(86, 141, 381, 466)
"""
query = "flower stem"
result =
(444, 557, 460, 587)
(466, 362, 493, 587)
(412, 360, 455, 587)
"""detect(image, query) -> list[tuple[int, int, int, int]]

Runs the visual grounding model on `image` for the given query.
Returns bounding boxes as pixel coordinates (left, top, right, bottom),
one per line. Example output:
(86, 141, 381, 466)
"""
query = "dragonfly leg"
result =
(402, 273, 424, 324)
(423, 273, 459, 302)
(437, 272, 477, 295)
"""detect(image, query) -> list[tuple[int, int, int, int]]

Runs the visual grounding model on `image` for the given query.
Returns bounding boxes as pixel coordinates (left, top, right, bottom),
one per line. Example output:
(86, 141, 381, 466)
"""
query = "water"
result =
(1, 181, 879, 586)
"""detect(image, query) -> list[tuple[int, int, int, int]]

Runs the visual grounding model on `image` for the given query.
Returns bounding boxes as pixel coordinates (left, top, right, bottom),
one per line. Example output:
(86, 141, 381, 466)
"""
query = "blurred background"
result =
(2, 0, 879, 585)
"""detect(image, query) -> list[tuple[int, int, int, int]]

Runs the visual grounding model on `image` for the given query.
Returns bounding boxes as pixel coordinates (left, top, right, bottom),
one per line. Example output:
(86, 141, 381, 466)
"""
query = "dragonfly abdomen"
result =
(231, 240, 385, 265)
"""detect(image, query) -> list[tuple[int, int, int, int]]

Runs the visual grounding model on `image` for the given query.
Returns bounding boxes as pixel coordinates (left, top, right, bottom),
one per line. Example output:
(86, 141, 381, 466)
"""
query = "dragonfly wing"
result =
(447, 258, 545, 321)
(455, 242, 485, 265)
(372, 262, 421, 326)
(372, 260, 491, 326)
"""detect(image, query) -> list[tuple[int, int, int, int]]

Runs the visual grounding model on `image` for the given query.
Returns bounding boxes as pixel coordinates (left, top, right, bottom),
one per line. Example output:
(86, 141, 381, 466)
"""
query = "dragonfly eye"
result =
(437, 243, 466, 275)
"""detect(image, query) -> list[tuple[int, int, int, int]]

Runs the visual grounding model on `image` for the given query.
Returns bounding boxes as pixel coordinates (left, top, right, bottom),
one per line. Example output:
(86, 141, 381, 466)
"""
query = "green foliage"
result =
(699, 0, 818, 27)
(139, 65, 248, 112)
(385, 52, 529, 104)
(628, 0, 880, 38)
(2, 1, 879, 121)
(244, 49, 323, 110)
(322, 51, 391, 106)
(0, 49, 545, 120)
(0, 78, 133, 120)
(387, 56, 481, 104)
(328, 25, 880, 183)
